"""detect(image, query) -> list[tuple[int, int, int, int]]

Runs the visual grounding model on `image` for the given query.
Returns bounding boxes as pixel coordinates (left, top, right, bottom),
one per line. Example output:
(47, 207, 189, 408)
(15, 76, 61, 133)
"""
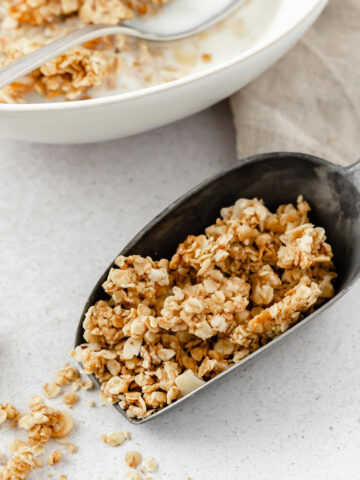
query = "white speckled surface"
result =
(1, 102, 360, 480)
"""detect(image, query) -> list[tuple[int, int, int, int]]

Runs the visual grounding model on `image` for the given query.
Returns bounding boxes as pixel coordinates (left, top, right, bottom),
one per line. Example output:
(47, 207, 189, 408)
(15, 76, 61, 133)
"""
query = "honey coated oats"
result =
(73, 196, 337, 419)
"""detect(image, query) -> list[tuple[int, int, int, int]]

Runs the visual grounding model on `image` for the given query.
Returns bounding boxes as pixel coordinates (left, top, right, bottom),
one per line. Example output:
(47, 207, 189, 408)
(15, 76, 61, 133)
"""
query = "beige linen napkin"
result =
(230, 0, 360, 167)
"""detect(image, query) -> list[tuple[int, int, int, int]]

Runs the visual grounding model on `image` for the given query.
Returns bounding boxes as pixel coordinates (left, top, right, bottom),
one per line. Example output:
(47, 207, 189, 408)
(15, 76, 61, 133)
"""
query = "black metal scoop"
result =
(75, 152, 360, 424)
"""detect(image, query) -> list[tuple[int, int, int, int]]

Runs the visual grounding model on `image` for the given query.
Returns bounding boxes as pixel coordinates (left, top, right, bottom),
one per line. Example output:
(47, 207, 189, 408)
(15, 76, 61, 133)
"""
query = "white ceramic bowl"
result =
(0, 0, 327, 144)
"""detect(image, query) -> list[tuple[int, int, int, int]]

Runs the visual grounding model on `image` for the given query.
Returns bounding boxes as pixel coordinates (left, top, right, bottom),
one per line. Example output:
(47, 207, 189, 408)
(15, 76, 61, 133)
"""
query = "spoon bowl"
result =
(75, 151, 360, 424)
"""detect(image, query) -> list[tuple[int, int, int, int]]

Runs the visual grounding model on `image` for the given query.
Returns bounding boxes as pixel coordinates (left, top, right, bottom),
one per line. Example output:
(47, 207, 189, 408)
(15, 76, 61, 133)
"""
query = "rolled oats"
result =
(75, 196, 336, 419)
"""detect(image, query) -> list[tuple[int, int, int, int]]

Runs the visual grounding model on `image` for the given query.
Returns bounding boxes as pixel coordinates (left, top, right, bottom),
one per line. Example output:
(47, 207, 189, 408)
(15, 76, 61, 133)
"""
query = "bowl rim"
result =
(0, 0, 326, 113)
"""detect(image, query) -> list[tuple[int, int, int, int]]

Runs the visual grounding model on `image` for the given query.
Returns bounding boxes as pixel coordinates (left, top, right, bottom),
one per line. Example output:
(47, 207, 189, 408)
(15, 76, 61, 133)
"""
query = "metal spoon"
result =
(0, 0, 245, 90)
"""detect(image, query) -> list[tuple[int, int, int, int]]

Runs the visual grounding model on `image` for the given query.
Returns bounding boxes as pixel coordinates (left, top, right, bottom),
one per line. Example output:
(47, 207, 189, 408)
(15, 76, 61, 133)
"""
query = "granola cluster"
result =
(0, 395, 74, 480)
(74, 196, 337, 419)
(0, 0, 177, 103)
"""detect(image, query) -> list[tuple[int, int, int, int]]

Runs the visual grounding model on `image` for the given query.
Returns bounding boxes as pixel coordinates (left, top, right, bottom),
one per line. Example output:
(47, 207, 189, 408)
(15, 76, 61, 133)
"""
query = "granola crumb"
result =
(101, 432, 128, 447)
(202, 53, 212, 62)
(66, 443, 78, 454)
(88, 400, 95, 407)
(62, 392, 79, 408)
(125, 450, 141, 468)
(70, 382, 80, 392)
(48, 450, 63, 465)
(59, 475, 67, 480)
(143, 457, 157, 473)
(0, 403, 20, 427)
(81, 378, 94, 390)
(56, 365, 80, 386)
(43, 382, 62, 399)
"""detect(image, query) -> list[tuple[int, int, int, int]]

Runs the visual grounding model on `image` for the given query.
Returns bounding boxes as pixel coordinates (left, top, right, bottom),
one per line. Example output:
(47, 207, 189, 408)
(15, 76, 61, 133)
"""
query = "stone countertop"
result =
(0, 102, 359, 480)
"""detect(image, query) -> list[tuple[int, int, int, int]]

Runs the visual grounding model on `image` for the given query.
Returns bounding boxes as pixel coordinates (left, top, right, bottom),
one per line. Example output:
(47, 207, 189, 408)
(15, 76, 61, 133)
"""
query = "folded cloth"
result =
(230, 0, 360, 167)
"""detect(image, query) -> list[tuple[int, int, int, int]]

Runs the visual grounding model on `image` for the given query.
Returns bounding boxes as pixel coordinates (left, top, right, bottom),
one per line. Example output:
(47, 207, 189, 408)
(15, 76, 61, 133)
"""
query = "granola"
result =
(73, 196, 337, 419)
(0, 0, 179, 103)
(18, 396, 73, 445)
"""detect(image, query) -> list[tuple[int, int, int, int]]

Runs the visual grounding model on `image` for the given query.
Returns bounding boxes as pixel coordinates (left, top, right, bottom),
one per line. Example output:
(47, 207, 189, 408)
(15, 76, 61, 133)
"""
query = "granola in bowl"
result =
(0, 0, 180, 103)
(73, 196, 337, 420)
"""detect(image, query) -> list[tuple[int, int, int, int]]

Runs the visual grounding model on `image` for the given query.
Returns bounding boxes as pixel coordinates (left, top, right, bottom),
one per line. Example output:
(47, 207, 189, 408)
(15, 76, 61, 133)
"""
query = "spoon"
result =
(0, 0, 245, 90)
(75, 152, 360, 424)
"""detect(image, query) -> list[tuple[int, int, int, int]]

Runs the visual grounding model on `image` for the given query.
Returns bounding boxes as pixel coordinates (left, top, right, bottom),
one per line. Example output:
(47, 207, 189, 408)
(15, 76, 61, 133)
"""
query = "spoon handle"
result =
(0, 24, 141, 90)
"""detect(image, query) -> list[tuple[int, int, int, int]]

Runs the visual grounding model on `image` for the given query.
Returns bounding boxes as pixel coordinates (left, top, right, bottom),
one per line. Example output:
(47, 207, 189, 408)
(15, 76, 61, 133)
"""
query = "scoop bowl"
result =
(75, 151, 360, 424)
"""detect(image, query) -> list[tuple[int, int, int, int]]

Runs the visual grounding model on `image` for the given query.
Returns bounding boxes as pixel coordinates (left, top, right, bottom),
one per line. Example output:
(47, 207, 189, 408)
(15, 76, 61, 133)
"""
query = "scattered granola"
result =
(143, 457, 157, 473)
(47, 450, 63, 465)
(0, 440, 42, 480)
(0, 403, 20, 427)
(62, 392, 79, 408)
(43, 382, 62, 399)
(101, 431, 129, 447)
(74, 196, 337, 419)
(66, 443, 78, 454)
(18, 396, 73, 445)
(56, 365, 80, 386)
(125, 450, 141, 468)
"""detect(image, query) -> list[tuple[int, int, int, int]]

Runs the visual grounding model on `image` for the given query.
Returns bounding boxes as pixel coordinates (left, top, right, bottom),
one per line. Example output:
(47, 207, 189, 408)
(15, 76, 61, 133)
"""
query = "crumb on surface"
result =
(47, 449, 62, 465)
(66, 443, 78, 454)
(43, 382, 62, 399)
(143, 457, 157, 473)
(201, 53, 212, 62)
(101, 432, 128, 447)
(62, 392, 79, 408)
(125, 450, 141, 468)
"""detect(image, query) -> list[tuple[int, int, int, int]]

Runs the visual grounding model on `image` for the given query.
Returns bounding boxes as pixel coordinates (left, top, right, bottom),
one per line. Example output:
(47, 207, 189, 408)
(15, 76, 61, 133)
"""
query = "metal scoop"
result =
(0, 0, 245, 90)
(75, 152, 360, 424)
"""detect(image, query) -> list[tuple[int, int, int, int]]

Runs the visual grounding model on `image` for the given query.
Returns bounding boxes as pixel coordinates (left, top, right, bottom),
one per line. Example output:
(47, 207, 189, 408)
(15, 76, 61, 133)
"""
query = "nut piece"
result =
(143, 457, 157, 472)
(125, 450, 141, 468)
(175, 370, 205, 397)
(43, 383, 61, 399)
(101, 432, 128, 447)
(48, 450, 63, 465)
(62, 392, 79, 408)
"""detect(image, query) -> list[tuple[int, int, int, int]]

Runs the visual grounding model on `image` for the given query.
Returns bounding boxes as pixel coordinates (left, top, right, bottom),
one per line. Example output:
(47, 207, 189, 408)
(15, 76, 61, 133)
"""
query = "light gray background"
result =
(1, 102, 359, 479)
